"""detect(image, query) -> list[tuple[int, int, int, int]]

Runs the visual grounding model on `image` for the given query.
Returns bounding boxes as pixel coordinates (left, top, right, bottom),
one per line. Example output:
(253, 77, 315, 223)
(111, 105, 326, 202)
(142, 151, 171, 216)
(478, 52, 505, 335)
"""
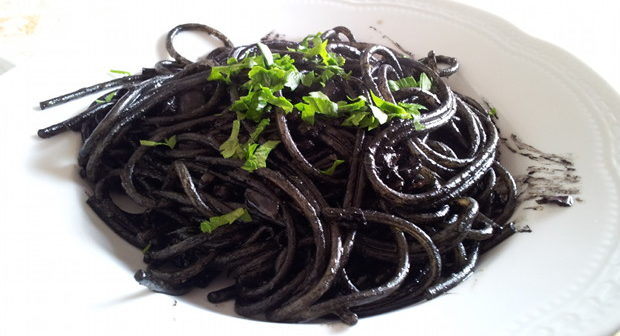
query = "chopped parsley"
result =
(242, 140, 280, 172)
(231, 86, 293, 121)
(110, 69, 132, 76)
(387, 72, 432, 92)
(200, 208, 252, 233)
(95, 91, 117, 104)
(296, 33, 346, 67)
(418, 73, 432, 91)
(139, 135, 177, 149)
(320, 159, 345, 176)
(207, 33, 431, 172)
(488, 107, 498, 117)
(219, 118, 280, 172)
(248, 118, 271, 144)
(219, 120, 243, 159)
(208, 56, 262, 84)
(256, 41, 274, 67)
(370, 91, 425, 130)
(294, 91, 339, 125)
(141, 242, 152, 254)
(291, 33, 349, 86)
(388, 76, 419, 91)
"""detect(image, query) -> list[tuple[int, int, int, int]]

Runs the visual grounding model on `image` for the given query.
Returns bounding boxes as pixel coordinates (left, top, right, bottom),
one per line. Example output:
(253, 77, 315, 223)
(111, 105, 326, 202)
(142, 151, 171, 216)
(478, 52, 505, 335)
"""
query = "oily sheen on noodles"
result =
(38, 24, 517, 324)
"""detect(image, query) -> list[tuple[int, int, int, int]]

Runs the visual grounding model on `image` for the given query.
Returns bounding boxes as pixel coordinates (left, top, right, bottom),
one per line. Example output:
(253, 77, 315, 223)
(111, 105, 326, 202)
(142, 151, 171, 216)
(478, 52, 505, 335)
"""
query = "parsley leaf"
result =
(340, 96, 381, 131)
(231, 89, 269, 121)
(256, 42, 274, 67)
(141, 242, 152, 254)
(219, 120, 243, 159)
(219, 118, 278, 170)
(320, 159, 345, 176)
(301, 71, 319, 87)
(284, 70, 303, 91)
(242, 54, 301, 92)
(245, 66, 288, 91)
(370, 92, 412, 115)
(370, 91, 425, 129)
(337, 96, 368, 113)
(398, 102, 427, 130)
(388, 76, 418, 91)
(200, 208, 252, 233)
(266, 90, 294, 113)
(242, 140, 280, 172)
(231, 87, 293, 121)
(419, 72, 432, 91)
(342, 111, 369, 127)
(298, 34, 328, 63)
(343, 112, 367, 125)
(294, 33, 348, 86)
(369, 105, 389, 124)
(95, 91, 117, 104)
(273, 54, 296, 70)
(294, 91, 339, 124)
(388, 73, 432, 92)
(209, 56, 264, 84)
(110, 69, 132, 76)
(139, 135, 177, 149)
(248, 118, 270, 143)
(488, 107, 498, 117)
(164, 136, 177, 149)
(298, 34, 345, 67)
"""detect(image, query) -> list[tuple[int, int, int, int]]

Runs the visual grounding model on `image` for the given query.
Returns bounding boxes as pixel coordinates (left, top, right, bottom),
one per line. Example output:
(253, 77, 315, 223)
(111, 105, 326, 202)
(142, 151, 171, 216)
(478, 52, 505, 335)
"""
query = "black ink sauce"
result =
(536, 195, 574, 207)
(504, 134, 581, 210)
(261, 31, 284, 42)
(369, 26, 415, 58)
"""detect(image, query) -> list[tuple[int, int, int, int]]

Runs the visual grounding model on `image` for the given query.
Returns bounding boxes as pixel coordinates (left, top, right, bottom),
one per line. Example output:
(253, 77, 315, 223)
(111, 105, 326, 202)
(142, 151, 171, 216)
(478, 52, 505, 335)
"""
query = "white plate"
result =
(0, 0, 619, 335)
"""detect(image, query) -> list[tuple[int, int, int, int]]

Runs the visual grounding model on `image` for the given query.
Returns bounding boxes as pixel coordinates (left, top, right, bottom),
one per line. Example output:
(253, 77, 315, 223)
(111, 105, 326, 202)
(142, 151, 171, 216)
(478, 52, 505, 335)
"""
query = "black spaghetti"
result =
(38, 24, 517, 324)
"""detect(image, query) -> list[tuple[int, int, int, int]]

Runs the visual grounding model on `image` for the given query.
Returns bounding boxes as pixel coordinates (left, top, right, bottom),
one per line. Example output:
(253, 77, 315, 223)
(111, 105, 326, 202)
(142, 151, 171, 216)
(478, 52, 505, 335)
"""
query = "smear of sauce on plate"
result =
(503, 134, 581, 210)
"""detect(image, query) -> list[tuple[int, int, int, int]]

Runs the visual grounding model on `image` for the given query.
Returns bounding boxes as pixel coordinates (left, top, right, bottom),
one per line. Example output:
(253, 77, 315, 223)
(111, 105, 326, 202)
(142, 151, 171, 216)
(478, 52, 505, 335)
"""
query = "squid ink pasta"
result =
(38, 23, 518, 325)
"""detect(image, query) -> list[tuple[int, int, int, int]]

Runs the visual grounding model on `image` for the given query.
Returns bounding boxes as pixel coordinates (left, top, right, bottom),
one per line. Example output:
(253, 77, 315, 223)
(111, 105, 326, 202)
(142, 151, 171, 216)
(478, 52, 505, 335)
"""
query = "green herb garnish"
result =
(388, 76, 418, 91)
(242, 140, 280, 172)
(248, 118, 270, 144)
(141, 242, 152, 254)
(139, 135, 177, 149)
(95, 91, 117, 104)
(209, 56, 263, 84)
(320, 159, 345, 176)
(231, 86, 293, 121)
(219, 120, 243, 159)
(209, 33, 430, 173)
(294, 91, 339, 125)
(296, 33, 344, 67)
(256, 42, 274, 67)
(219, 118, 278, 171)
(291, 33, 349, 87)
(301, 71, 319, 87)
(419, 72, 432, 91)
(488, 107, 498, 117)
(110, 69, 132, 76)
(338, 96, 380, 130)
(388, 73, 432, 92)
(200, 208, 252, 233)
(370, 91, 425, 129)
